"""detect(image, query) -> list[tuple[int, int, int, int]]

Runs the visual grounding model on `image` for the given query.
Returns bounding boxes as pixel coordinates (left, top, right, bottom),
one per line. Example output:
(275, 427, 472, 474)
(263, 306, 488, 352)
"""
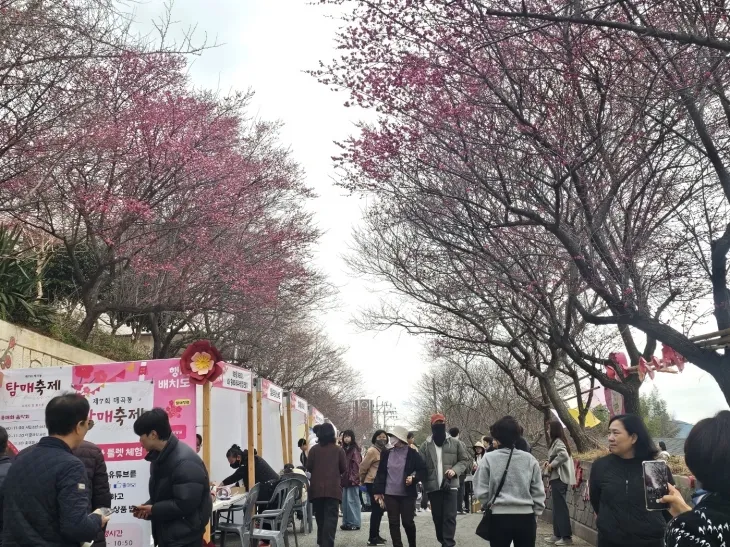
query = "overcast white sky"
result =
(130, 0, 728, 426)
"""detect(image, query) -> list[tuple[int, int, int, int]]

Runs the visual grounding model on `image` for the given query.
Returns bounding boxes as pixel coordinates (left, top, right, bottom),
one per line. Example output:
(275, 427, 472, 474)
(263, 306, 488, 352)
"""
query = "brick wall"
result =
(541, 461, 694, 546)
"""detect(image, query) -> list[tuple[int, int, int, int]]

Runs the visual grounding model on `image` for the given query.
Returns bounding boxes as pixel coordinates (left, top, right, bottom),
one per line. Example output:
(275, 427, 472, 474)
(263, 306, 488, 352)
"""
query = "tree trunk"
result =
(76, 309, 101, 341)
(711, 224, 730, 331)
(156, 332, 175, 359)
(149, 315, 163, 359)
(617, 379, 641, 415)
(540, 377, 598, 452)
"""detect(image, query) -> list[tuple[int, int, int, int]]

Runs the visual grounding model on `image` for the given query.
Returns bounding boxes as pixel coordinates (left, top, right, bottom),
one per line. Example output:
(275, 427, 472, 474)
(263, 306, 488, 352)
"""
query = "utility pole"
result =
(383, 404, 398, 430)
(374, 399, 399, 430)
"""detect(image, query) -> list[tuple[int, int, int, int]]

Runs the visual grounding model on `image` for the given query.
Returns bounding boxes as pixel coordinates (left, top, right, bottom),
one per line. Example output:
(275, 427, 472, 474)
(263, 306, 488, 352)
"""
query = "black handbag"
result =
(475, 448, 514, 541)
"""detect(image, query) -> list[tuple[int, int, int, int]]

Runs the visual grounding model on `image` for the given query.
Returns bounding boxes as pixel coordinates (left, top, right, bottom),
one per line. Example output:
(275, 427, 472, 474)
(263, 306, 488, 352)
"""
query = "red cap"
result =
(431, 413, 446, 425)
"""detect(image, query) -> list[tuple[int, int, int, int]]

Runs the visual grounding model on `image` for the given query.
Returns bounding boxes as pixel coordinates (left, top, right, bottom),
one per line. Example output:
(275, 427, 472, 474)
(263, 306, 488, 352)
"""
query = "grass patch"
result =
(574, 448, 610, 462)
(574, 448, 689, 476)
(47, 316, 150, 362)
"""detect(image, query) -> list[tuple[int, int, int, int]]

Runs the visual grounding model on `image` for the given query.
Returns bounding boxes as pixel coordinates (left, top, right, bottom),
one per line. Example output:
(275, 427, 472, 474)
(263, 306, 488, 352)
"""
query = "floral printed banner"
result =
(72, 359, 196, 450)
(1, 360, 196, 547)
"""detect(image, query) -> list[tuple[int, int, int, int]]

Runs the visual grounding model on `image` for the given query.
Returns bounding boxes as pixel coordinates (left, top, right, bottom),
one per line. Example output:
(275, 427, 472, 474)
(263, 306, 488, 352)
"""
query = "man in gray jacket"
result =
(419, 414, 470, 547)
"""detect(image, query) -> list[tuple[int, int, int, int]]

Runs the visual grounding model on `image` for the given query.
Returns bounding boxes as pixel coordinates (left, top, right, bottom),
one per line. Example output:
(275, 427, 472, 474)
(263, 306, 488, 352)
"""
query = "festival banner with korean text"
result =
(0, 366, 72, 409)
(84, 381, 153, 462)
(73, 359, 196, 449)
(1, 359, 197, 547)
(0, 367, 74, 454)
(81, 380, 154, 547)
(261, 378, 283, 404)
(290, 393, 308, 414)
(215, 364, 252, 393)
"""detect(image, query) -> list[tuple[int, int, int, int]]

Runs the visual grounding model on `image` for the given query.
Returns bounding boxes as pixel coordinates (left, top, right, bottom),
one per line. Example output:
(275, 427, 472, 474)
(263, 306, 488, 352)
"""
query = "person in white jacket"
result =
(473, 416, 545, 547)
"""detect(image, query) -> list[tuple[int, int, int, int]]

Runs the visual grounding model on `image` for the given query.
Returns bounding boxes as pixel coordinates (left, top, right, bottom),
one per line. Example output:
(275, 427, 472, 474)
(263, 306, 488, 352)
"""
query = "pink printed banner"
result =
(99, 443, 146, 462)
(2, 359, 197, 547)
(604, 388, 625, 417)
(73, 359, 196, 449)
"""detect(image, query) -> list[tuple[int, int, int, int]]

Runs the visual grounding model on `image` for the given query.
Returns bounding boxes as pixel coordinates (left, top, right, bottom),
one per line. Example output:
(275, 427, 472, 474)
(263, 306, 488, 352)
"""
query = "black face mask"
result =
(230, 460, 241, 469)
(432, 424, 447, 446)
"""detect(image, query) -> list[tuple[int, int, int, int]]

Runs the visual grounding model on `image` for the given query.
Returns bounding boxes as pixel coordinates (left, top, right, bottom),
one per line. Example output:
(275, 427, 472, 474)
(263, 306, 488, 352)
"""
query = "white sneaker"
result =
(555, 539, 573, 546)
(545, 537, 560, 544)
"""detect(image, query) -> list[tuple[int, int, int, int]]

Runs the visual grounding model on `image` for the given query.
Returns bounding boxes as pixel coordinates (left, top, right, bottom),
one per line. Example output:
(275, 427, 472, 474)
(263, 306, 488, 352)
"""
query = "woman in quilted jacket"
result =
(341, 429, 363, 531)
(662, 411, 730, 547)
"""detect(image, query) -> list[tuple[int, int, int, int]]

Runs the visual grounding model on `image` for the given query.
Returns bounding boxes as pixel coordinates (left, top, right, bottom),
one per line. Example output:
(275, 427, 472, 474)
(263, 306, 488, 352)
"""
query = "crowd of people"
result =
(0, 391, 727, 547)
(302, 410, 730, 547)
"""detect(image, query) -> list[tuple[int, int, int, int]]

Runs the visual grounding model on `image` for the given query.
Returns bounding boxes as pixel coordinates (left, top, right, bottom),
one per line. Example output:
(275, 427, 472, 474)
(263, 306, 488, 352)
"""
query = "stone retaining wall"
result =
(541, 461, 694, 546)
(0, 319, 111, 369)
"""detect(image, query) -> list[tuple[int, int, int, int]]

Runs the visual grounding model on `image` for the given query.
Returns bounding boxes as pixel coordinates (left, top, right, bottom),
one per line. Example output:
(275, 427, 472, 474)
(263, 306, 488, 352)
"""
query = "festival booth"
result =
(307, 406, 325, 447)
(287, 392, 308, 465)
(257, 378, 286, 473)
(196, 362, 253, 485)
(0, 340, 330, 547)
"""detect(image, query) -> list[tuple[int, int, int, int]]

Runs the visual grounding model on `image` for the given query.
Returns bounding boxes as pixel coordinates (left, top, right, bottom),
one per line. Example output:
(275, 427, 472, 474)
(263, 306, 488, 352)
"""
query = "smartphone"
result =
(643, 460, 670, 511)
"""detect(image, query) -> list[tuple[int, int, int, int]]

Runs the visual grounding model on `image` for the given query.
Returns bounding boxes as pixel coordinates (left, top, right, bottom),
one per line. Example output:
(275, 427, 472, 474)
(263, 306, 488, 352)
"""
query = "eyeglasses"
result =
(87, 420, 95, 430)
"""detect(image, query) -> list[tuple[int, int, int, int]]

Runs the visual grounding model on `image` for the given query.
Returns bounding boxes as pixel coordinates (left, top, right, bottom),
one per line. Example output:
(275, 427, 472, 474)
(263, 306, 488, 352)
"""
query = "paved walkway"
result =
(216, 510, 588, 547)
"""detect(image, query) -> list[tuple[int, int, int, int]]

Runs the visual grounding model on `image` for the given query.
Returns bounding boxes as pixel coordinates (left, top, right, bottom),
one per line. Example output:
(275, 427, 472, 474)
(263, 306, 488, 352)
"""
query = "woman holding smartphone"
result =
(589, 414, 674, 547)
(373, 426, 426, 547)
(661, 411, 730, 547)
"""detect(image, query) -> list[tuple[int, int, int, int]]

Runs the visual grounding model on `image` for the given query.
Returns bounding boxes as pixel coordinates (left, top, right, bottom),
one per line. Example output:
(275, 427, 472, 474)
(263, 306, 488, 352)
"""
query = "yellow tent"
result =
(568, 408, 601, 428)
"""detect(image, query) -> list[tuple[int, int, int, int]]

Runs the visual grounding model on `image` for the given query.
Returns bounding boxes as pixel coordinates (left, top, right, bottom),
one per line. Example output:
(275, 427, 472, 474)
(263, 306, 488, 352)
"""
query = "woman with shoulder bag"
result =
(360, 430, 390, 546)
(544, 421, 576, 545)
(473, 416, 546, 547)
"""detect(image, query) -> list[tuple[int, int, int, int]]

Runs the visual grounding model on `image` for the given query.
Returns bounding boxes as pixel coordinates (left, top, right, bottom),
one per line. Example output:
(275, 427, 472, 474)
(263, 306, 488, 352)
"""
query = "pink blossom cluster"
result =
(3, 51, 316, 325)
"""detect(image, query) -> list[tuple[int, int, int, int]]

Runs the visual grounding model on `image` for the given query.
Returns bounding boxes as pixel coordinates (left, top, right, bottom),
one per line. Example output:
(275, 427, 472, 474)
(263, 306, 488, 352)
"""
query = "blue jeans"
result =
(342, 486, 362, 527)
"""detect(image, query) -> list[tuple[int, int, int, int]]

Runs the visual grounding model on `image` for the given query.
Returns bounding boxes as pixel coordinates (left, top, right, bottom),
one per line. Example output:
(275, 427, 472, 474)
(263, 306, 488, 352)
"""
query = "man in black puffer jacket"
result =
(2, 394, 108, 547)
(73, 440, 112, 547)
(132, 408, 211, 547)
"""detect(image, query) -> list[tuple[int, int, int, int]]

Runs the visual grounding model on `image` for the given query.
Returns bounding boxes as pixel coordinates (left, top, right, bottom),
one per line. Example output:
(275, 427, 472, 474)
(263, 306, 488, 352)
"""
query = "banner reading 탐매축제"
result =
(0, 367, 74, 453)
(0, 360, 197, 547)
(83, 381, 154, 547)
